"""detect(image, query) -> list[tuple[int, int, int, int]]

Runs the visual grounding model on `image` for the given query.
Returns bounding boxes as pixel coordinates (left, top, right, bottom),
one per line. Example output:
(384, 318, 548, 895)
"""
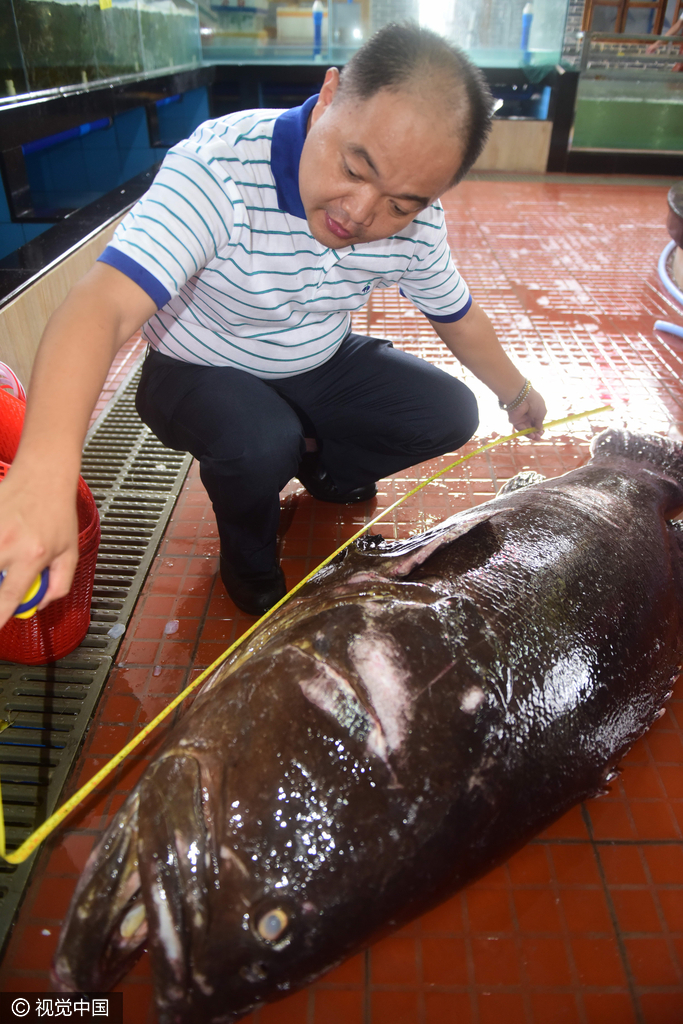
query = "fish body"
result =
(54, 430, 683, 1022)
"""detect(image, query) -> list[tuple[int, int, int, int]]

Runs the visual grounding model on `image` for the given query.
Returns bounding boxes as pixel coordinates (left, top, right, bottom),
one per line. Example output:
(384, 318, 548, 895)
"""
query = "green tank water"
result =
(573, 75, 683, 152)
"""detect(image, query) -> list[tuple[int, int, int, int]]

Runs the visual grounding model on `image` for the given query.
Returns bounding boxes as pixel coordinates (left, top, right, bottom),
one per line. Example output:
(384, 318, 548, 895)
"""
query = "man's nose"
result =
(343, 186, 376, 228)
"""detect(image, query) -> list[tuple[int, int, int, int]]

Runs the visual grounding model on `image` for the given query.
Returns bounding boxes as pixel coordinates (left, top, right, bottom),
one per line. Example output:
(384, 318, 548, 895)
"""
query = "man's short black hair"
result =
(338, 22, 493, 186)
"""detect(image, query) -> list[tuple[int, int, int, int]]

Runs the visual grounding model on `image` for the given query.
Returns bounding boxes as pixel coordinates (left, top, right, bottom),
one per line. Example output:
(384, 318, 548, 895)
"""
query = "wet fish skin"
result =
(54, 429, 683, 1022)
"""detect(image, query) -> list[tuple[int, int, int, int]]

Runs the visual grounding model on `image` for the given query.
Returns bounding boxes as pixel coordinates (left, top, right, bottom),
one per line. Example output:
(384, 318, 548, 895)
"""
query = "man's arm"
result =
(647, 15, 683, 52)
(0, 262, 156, 629)
(428, 299, 547, 438)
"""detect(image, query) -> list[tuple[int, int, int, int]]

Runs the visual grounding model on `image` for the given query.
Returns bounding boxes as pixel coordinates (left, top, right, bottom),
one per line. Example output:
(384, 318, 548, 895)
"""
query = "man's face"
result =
(299, 70, 465, 249)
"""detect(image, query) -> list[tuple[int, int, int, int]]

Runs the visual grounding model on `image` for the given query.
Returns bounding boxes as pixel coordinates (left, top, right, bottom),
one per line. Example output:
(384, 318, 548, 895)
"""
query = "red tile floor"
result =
(2, 177, 683, 1024)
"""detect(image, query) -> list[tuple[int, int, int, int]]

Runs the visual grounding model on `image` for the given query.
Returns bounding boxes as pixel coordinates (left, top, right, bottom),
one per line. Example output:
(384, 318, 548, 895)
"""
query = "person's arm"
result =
(0, 261, 156, 629)
(427, 299, 547, 438)
(647, 15, 683, 52)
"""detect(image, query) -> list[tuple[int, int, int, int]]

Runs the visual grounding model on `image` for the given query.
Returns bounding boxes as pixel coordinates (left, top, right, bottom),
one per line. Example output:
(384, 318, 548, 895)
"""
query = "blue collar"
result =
(271, 93, 318, 221)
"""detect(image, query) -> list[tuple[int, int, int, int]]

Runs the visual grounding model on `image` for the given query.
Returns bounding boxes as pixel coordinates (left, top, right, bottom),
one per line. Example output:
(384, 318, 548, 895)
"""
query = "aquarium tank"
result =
(0, 0, 201, 96)
(201, 0, 571, 66)
(0, 0, 575, 92)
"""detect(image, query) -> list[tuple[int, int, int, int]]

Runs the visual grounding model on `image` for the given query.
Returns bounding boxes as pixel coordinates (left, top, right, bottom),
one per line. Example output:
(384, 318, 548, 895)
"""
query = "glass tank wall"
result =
(0, 0, 201, 97)
(419, 0, 570, 68)
(201, 0, 571, 68)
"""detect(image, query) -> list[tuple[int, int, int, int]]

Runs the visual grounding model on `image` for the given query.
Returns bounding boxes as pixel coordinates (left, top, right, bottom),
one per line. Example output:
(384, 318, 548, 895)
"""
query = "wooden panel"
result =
(471, 119, 553, 173)
(0, 217, 123, 386)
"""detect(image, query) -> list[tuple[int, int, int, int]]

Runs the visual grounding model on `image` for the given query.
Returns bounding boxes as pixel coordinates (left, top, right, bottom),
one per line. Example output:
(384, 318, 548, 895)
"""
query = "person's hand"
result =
(0, 469, 79, 631)
(507, 386, 547, 441)
(646, 40, 661, 54)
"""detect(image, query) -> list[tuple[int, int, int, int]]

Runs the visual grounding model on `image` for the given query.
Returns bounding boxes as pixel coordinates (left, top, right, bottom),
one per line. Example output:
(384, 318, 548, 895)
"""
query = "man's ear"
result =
(308, 67, 341, 128)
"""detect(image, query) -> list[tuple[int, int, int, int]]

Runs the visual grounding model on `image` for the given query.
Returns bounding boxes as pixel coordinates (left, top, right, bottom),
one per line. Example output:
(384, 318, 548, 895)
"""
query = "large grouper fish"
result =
(54, 428, 683, 1022)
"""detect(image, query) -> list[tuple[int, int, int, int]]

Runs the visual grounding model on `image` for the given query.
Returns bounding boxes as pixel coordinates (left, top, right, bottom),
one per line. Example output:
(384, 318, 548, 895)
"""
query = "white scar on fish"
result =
(344, 571, 393, 587)
(298, 658, 391, 762)
(460, 686, 486, 714)
(151, 876, 184, 976)
(220, 845, 249, 877)
(348, 630, 412, 756)
(193, 971, 215, 996)
(296, 631, 413, 763)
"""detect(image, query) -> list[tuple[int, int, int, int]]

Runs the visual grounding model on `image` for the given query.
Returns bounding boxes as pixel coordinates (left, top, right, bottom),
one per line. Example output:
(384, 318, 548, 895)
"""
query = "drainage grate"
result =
(0, 362, 193, 955)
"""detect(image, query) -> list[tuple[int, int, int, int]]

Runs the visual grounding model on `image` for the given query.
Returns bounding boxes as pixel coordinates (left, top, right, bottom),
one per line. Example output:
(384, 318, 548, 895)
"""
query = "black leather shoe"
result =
(296, 453, 377, 504)
(220, 556, 287, 617)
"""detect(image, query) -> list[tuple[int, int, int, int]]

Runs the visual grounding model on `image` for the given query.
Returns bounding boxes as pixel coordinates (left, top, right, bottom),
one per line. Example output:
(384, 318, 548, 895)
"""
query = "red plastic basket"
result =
(0, 387, 26, 462)
(0, 396, 101, 663)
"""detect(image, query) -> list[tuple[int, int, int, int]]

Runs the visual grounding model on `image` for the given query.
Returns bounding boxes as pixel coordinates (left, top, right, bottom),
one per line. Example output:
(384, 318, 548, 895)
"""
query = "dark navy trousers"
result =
(135, 333, 479, 573)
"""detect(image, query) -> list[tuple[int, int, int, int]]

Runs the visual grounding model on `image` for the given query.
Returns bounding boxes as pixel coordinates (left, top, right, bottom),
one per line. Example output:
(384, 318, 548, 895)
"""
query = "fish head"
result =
(127, 732, 364, 1024)
(58, 630, 441, 1022)
(134, 635, 418, 1024)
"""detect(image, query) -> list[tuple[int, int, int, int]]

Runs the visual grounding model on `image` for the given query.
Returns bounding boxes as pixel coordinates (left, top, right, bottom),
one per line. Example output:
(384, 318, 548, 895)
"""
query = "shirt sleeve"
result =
(98, 138, 238, 308)
(398, 204, 472, 323)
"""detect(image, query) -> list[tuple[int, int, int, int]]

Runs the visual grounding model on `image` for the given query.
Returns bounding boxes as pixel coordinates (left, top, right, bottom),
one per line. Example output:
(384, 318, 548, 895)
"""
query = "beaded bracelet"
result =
(499, 379, 532, 413)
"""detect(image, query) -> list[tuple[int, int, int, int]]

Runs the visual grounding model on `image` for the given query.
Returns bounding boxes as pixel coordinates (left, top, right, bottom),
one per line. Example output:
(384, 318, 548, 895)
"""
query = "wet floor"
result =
(1, 177, 682, 1024)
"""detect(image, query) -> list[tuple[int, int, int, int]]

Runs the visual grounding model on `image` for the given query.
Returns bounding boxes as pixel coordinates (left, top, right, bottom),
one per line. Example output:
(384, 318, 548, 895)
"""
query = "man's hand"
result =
(0, 470, 79, 630)
(428, 302, 548, 442)
(505, 386, 547, 441)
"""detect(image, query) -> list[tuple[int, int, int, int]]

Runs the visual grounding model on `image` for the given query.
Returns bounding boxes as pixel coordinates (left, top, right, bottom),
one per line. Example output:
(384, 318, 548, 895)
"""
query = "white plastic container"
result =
(276, 4, 328, 44)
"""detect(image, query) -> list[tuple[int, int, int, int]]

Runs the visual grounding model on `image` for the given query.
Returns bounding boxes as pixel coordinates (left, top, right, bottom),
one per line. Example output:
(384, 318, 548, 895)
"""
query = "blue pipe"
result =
(657, 240, 683, 308)
(655, 320, 683, 339)
(654, 241, 683, 341)
(22, 117, 112, 156)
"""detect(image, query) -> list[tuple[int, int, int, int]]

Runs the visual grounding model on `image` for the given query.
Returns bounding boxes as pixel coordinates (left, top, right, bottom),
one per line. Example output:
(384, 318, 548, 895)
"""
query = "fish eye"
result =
(256, 907, 289, 942)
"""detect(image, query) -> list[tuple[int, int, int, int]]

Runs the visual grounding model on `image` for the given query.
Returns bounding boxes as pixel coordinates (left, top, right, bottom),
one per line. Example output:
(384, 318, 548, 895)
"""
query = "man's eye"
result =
(344, 164, 361, 180)
(392, 204, 407, 216)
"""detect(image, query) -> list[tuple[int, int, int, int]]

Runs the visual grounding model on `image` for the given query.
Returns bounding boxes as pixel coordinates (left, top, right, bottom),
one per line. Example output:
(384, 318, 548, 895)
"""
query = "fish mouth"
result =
(55, 750, 270, 1024)
(53, 792, 146, 992)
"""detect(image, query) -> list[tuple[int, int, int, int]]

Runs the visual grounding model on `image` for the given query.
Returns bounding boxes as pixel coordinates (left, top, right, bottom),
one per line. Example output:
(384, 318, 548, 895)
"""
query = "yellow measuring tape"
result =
(0, 405, 611, 864)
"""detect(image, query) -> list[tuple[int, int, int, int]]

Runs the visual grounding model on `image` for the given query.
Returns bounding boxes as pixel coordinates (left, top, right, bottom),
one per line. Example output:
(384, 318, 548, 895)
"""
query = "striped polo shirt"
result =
(99, 94, 472, 378)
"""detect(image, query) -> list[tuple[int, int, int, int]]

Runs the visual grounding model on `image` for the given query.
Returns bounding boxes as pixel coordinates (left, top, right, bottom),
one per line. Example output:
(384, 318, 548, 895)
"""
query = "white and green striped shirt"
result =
(99, 95, 471, 378)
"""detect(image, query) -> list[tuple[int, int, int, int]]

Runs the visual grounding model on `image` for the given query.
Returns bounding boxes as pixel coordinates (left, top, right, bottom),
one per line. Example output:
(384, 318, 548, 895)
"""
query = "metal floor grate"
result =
(0, 363, 192, 954)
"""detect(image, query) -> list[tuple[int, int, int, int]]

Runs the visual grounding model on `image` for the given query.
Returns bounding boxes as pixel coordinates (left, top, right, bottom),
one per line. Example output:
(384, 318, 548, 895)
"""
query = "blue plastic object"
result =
(313, 0, 323, 57)
(521, 2, 533, 64)
(22, 119, 112, 157)
(0, 567, 49, 619)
